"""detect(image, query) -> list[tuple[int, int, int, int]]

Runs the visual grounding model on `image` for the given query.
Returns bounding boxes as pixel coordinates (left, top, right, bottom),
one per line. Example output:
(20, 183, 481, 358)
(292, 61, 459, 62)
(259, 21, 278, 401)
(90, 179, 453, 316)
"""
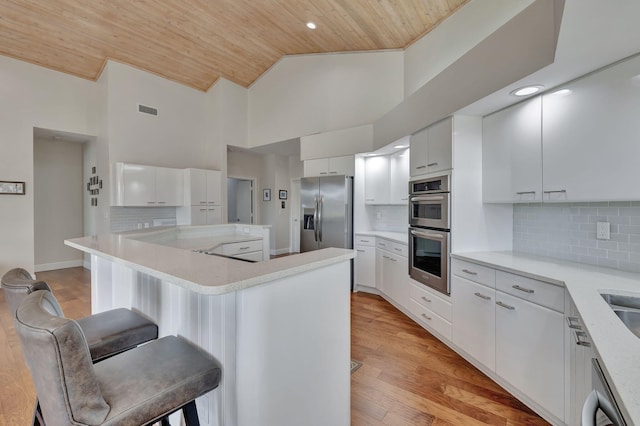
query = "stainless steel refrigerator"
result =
(300, 175, 353, 252)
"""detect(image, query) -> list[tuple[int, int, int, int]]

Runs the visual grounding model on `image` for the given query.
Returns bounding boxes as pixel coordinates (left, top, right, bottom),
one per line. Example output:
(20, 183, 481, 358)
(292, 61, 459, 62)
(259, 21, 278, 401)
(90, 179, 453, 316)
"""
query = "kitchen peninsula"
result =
(65, 225, 354, 426)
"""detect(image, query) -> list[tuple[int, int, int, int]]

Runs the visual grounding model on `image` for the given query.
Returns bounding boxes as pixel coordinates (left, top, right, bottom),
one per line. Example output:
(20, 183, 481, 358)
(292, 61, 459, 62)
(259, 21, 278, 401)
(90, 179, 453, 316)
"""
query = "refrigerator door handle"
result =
(318, 196, 323, 242)
(313, 196, 319, 242)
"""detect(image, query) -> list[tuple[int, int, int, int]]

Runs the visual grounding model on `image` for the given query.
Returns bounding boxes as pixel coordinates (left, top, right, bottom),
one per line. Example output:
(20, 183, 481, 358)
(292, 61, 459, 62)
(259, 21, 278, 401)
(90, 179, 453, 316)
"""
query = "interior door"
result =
(300, 177, 319, 252)
(236, 180, 253, 224)
(318, 175, 352, 249)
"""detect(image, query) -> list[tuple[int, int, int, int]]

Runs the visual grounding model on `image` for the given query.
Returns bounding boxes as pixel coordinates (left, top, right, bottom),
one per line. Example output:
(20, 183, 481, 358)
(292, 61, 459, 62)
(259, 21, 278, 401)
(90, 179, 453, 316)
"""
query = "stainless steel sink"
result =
(602, 293, 640, 338)
(613, 309, 640, 338)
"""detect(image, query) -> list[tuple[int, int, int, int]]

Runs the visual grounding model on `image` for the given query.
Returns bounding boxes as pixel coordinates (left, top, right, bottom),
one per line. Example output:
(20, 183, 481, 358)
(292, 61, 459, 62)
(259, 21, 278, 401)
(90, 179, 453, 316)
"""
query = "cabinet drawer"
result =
(232, 250, 264, 262)
(496, 270, 564, 312)
(377, 239, 408, 257)
(409, 280, 452, 322)
(355, 235, 375, 247)
(220, 240, 263, 256)
(451, 259, 495, 288)
(407, 299, 452, 341)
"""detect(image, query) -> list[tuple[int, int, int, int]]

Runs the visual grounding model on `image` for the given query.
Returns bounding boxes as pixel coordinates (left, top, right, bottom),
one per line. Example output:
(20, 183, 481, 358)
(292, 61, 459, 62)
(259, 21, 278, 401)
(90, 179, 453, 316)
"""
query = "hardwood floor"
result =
(351, 292, 549, 426)
(0, 268, 547, 425)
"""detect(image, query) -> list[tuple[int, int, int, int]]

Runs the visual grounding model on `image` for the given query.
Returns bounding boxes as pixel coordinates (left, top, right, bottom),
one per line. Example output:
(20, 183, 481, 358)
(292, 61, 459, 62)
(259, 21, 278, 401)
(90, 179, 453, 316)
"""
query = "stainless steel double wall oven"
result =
(409, 174, 451, 295)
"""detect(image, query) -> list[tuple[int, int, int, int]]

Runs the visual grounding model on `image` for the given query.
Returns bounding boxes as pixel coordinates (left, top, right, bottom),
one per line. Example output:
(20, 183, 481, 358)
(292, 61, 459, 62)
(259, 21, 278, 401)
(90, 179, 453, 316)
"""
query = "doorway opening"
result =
(227, 177, 255, 224)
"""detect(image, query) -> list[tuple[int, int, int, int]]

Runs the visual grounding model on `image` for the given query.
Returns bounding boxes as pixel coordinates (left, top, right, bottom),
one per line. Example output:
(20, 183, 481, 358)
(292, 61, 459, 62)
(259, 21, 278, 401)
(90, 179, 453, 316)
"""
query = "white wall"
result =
(0, 55, 97, 276)
(300, 124, 373, 160)
(34, 138, 84, 271)
(248, 51, 404, 147)
(106, 61, 208, 169)
(404, 0, 534, 98)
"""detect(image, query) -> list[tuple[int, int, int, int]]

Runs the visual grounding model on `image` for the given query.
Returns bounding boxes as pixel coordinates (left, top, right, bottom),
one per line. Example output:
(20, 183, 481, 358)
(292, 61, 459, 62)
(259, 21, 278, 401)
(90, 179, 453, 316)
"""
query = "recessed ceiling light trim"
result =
(306, 22, 317, 30)
(510, 85, 544, 97)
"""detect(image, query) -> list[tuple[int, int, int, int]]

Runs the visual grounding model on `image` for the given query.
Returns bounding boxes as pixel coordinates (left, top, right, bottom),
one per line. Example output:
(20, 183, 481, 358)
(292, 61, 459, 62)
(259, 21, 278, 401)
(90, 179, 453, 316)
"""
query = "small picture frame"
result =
(263, 188, 271, 201)
(0, 181, 26, 195)
(279, 190, 288, 200)
(91, 166, 96, 174)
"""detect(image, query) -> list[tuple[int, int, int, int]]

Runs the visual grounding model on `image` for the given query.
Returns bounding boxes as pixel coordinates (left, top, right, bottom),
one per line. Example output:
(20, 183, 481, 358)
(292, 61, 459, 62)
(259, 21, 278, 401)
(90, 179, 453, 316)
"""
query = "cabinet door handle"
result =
(239, 246, 250, 250)
(496, 301, 515, 310)
(421, 296, 431, 303)
(474, 292, 491, 301)
(427, 162, 438, 167)
(390, 258, 397, 262)
(200, 201, 207, 204)
(516, 191, 536, 195)
(421, 313, 432, 321)
(462, 269, 477, 276)
(416, 165, 427, 169)
(574, 331, 591, 347)
(357, 249, 365, 253)
(157, 201, 166, 204)
(512, 284, 534, 294)
(199, 208, 207, 211)
(319, 172, 328, 175)
(147, 201, 156, 204)
(566, 316, 582, 330)
(329, 171, 338, 174)
(543, 189, 567, 194)
(394, 248, 402, 252)
(379, 243, 386, 247)
(360, 239, 370, 243)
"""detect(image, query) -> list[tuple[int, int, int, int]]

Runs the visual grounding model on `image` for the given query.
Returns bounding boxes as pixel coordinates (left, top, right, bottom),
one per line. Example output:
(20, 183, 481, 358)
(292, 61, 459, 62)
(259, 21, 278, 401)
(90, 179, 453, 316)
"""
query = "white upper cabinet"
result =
(427, 117, 453, 174)
(409, 117, 452, 177)
(542, 55, 640, 202)
(364, 156, 390, 205)
(184, 168, 222, 206)
(389, 149, 410, 204)
(483, 97, 542, 203)
(364, 149, 409, 205)
(114, 163, 183, 207)
(409, 127, 429, 176)
(303, 155, 355, 177)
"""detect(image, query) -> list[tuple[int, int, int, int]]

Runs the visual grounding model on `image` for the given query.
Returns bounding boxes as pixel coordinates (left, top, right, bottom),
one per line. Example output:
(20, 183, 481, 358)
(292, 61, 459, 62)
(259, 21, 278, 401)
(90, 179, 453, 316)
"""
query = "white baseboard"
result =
(34, 259, 84, 272)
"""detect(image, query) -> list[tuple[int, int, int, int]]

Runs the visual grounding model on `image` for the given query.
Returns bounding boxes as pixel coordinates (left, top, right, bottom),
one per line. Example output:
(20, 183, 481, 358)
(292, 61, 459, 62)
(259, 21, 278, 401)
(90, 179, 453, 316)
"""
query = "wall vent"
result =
(137, 104, 158, 116)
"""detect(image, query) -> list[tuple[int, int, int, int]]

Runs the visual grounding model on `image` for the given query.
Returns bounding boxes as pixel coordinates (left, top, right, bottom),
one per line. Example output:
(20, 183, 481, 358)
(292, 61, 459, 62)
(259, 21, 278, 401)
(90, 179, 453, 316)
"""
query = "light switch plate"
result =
(596, 222, 610, 240)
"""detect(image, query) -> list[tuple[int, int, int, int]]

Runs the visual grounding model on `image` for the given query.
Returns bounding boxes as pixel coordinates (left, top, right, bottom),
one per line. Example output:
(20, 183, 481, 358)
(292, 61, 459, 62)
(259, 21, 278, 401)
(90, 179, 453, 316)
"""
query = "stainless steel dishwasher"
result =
(581, 358, 626, 426)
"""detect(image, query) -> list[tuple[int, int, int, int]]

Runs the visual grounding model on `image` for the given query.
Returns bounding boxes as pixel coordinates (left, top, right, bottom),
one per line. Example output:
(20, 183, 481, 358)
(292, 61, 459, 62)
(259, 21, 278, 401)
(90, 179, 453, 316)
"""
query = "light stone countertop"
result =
(65, 233, 355, 296)
(451, 250, 640, 425)
(356, 231, 408, 245)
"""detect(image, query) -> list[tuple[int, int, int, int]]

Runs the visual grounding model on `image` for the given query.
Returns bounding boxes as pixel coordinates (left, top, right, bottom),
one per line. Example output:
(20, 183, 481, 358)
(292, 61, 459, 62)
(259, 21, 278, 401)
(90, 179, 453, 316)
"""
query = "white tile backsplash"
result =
(110, 207, 177, 232)
(366, 205, 408, 233)
(513, 202, 640, 272)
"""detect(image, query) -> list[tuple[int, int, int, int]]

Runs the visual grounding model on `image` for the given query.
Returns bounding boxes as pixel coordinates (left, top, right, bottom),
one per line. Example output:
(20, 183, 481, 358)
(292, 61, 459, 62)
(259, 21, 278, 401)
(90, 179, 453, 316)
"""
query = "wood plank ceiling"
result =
(0, 0, 469, 91)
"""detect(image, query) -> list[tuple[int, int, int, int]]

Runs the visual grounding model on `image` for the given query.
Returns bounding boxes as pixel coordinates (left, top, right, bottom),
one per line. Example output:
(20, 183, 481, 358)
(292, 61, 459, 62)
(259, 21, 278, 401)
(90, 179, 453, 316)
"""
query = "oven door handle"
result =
(581, 389, 621, 426)
(410, 229, 444, 239)
(410, 196, 445, 202)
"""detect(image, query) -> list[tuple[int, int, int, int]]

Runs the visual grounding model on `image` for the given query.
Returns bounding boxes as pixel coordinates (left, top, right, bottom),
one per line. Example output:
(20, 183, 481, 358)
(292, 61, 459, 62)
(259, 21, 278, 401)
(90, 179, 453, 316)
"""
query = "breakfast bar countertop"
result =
(66, 225, 355, 296)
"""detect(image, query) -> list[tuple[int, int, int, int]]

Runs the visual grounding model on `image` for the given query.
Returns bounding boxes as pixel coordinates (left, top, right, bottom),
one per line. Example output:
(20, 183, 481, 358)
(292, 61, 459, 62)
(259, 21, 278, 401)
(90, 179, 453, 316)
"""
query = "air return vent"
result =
(137, 104, 158, 116)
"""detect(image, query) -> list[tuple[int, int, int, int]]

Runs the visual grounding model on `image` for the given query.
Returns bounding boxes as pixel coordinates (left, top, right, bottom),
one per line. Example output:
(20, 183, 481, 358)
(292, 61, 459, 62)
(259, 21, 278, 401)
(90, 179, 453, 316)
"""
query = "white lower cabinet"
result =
(450, 258, 567, 425)
(452, 275, 496, 370)
(380, 249, 408, 307)
(495, 291, 565, 421)
(566, 296, 594, 426)
(408, 280, 452, 341)
(355, 245, 376, 290)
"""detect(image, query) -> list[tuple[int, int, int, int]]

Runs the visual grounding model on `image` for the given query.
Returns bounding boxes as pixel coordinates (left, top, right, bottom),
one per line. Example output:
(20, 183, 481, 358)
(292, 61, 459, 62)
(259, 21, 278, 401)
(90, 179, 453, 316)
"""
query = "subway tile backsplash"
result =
(110, 207, 177, 232)
(367, 205, 408, 233)
(513, 202, 640, 273)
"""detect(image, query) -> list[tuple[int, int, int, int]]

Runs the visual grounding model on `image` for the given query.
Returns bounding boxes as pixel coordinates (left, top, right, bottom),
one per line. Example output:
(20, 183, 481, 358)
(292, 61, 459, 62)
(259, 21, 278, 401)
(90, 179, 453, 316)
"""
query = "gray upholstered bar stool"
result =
(15, 290, 221, 426)
(1, 268, 158, 361)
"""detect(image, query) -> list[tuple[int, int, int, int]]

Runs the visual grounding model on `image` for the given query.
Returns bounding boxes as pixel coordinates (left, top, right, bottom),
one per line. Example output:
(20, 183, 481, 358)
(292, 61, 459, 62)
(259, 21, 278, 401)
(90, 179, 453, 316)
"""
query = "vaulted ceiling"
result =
(0, 0, 469, 91)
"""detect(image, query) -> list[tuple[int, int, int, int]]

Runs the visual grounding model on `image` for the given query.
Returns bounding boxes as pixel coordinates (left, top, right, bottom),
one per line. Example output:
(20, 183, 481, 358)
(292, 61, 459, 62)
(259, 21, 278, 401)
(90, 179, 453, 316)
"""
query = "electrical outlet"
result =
(596, 222, 610, 240)
(376, 212, 382, 220)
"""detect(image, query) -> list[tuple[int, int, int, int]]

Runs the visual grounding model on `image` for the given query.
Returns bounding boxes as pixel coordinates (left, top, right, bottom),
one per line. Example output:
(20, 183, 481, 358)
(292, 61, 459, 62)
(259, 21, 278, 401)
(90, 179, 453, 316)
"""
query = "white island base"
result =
(86, 249, 351, 426)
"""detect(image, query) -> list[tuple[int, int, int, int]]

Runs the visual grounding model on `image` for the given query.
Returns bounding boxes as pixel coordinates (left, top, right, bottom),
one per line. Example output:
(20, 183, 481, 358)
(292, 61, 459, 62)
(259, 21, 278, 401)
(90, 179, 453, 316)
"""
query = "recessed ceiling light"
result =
(394, 144, 408, 149)
(510, 85, 544, 97)
(306, 22, 317, 30)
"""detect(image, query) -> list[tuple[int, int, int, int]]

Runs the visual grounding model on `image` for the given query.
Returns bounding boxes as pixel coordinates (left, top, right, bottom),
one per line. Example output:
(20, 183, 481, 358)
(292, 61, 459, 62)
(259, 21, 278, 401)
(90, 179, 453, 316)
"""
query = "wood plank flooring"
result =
(351, 292, 549, 425)
(0, 268, 548, 425)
